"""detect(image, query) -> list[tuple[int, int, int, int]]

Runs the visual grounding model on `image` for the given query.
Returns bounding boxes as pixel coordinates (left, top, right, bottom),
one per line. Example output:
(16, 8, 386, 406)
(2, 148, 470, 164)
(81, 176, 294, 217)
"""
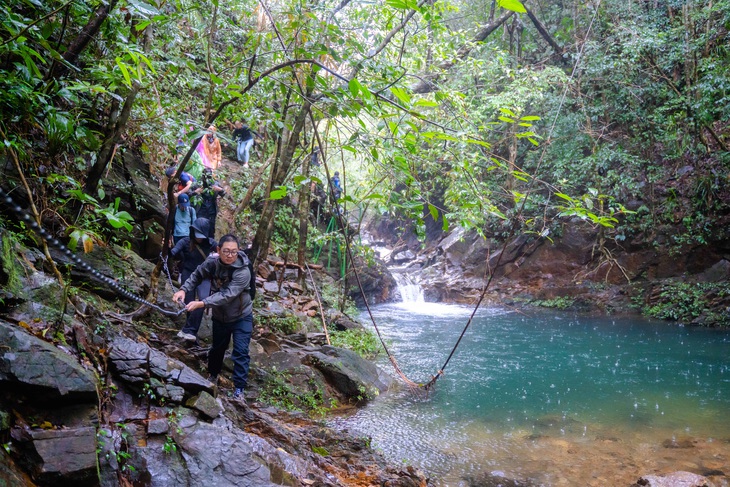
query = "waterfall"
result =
(392, 272, 425, 303)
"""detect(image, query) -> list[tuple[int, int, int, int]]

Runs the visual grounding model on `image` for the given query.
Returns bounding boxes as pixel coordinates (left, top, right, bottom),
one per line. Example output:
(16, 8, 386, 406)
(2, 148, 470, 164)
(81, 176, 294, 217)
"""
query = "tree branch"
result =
(411, 10, 515, 94)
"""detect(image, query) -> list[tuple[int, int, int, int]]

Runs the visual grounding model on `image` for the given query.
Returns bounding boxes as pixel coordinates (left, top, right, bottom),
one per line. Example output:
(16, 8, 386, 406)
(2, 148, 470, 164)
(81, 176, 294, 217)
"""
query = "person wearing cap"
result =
(165, 166, 196, 198)
(170, 218, 217, 342)
(172, 193, 196, 245)
(202, 125, 222, 172)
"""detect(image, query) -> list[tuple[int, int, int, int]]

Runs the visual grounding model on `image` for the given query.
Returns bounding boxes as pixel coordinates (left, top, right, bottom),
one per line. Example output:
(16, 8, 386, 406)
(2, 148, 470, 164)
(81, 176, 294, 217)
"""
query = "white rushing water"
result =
(392, 272, 425, 303)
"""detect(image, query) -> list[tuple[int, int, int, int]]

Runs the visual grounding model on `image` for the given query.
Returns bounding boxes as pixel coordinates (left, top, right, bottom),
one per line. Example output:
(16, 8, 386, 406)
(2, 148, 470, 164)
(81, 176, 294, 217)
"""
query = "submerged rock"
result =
(631, 471, 713, 487)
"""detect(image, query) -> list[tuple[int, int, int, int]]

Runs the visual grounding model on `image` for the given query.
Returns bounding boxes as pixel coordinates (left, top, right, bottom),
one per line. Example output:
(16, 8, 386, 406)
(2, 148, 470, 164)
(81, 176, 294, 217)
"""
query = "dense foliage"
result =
(0, 0, 728, 320)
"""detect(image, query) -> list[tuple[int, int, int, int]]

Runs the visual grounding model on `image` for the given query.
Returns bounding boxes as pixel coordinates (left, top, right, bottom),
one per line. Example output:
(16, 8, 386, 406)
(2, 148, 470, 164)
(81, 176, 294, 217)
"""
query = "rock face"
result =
(108, 336, 214, 399)
(0, 320, 97, 400)
(0, 320, 99, 486)
(144, 410, 280, 487)
(11, 427, 98, 486)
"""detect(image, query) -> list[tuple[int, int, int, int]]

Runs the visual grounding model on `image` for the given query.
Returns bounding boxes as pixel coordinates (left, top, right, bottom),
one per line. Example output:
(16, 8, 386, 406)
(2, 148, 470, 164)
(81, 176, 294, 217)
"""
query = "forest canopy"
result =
(0, 0, 728, 271)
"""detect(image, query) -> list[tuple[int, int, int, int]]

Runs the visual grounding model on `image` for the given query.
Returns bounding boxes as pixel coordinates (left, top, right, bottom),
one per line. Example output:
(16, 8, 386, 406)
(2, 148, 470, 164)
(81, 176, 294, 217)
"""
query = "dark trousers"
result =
(208, 314, 253, 390)
(180, 270, 211, 336)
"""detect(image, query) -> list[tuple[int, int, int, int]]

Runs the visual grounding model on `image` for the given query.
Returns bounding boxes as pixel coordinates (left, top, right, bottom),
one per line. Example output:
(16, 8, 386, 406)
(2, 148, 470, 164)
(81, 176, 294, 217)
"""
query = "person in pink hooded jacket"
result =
(202, 125, 222, 171)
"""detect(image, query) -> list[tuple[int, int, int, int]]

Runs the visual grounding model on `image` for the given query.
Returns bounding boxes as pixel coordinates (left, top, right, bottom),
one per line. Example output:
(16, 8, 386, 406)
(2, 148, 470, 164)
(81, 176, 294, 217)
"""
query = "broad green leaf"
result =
(520, 115, 541, 121)
(497, 0, 527, 13)
(348, 78, 361, 98)
(428, 203, 438, 221)
(269, 186, 287, 200)
(465, 139, 491, 148)
(498, 116, 515, 123)
(555, 192, 574, 203)
(414, 99, 438, 107)
(499, 107, 517, 117)
(210, 73, 223, 84)
(390, 87, 411, 105)
(115, 57, 132, 87)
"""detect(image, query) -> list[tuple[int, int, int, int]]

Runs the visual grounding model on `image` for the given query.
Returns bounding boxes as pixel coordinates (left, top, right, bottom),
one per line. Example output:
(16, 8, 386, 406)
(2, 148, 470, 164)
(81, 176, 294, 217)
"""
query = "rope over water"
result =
(0, 187, 186, 318)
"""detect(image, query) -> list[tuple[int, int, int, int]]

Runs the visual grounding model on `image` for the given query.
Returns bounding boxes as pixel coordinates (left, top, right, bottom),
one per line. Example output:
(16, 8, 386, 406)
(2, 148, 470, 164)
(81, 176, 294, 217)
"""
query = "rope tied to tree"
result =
(1, 187, 186, 318)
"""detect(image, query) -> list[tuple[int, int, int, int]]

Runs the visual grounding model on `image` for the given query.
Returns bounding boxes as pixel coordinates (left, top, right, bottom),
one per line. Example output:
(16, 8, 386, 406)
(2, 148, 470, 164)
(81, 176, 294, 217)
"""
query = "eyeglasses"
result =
(220, 249, 238, 256)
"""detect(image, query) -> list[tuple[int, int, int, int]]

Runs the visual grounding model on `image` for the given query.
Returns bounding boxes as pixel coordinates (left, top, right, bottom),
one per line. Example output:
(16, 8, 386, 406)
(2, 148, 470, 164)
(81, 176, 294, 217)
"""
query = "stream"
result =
(331, 279, 730, 486)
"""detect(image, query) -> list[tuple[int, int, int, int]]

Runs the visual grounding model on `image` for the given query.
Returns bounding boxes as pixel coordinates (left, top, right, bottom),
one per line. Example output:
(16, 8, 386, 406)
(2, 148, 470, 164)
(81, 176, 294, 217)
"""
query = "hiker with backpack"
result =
(193, 167, 224, 239)
(172, 193, 196, 245)
(173, 234, 256, 404)
(170, 217, 217, 342)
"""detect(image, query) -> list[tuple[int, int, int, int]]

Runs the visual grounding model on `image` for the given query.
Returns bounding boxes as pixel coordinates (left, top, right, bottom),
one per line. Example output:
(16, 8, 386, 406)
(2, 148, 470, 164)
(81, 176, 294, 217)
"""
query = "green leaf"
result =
(499, 107, 517, 117)
(348, 78, 361, 98)
(498, 116, 515, 123)
(269, 186, 287, 200)
(390, 87, 411, 105)
(414, 99, 438, 107)
(115, 57, 132, 87)
(520, 115, 541, 121)
(497, 0, 527, 13)
(428, 203, 438, 221)
(555, 192, 574, 203)
(465, 139, 491, 148)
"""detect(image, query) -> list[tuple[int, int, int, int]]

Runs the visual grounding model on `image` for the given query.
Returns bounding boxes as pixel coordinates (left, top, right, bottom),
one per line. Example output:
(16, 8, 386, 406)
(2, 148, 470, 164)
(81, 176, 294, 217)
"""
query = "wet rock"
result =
(303, 346, 393, 402)
(631, 471, 712, 487)
(0, 320, 97, 401)
(263, 281, 282, 293)
(186, 391, 223, 419)
(348, 254, 398, 306)
(326, 309, 364, 331)
(698, 259, 730, 283)
(147, 418, 169, 435)
(108, 336, 213, 399)
(153, 409, 279, 486)
(662, 437, 696, 449)
(12, 426, 97, 486)
(466, 470, 537, 487)
(107, 387, 149, 423)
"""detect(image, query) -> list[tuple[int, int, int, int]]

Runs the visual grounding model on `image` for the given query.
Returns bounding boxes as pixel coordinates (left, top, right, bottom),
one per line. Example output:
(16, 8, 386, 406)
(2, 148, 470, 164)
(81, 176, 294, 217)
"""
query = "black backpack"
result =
(219, 250, 256, 301)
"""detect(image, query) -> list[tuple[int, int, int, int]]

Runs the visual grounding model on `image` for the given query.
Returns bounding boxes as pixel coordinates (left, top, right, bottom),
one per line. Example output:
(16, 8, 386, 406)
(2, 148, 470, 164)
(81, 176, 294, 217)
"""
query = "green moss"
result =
(0, 229, 24, 296)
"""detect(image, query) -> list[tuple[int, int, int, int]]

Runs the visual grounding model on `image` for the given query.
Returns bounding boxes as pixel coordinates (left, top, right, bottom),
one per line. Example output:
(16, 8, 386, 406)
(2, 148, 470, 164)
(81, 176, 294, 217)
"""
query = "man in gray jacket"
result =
(173, 234, 253, 402)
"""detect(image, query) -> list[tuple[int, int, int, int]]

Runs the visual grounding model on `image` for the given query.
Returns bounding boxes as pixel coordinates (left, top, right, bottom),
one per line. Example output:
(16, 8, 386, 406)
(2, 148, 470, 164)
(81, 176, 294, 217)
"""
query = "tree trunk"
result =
(84, 81, 141, 195)
(296, 146, 313, 282)
(48, 0, 120, 80)
(251, 98, 312, 263)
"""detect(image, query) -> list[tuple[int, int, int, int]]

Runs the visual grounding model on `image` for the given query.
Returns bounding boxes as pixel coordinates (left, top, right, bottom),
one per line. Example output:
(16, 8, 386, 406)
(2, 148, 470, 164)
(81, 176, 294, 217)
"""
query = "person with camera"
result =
(192, 167, 225, 239)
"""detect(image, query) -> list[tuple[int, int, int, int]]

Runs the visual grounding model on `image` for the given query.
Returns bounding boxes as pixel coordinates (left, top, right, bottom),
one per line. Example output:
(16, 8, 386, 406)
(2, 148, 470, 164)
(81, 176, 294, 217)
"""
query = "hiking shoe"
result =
(232, 388, 247, 405)
(176, 331, 197, 342)
(207, 375, 218, 385)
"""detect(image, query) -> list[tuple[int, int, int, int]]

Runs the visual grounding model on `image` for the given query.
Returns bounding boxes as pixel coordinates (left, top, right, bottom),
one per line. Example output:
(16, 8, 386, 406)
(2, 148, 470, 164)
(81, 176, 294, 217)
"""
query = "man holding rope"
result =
(173, 234, 253, 404)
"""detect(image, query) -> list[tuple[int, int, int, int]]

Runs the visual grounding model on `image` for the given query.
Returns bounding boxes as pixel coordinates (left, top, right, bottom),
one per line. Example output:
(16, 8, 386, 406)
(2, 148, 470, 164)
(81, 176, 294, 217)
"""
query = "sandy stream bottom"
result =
(423, 424, 730, 486)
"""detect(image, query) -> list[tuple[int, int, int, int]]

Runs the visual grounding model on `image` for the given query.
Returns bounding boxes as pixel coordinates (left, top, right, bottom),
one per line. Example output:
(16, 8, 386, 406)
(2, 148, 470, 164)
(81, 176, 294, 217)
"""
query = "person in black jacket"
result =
(170, 217, 217, 342)
(173, 234, 253, 403)
(193, 168, 224, 239)
(232, 119, 261, 167)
